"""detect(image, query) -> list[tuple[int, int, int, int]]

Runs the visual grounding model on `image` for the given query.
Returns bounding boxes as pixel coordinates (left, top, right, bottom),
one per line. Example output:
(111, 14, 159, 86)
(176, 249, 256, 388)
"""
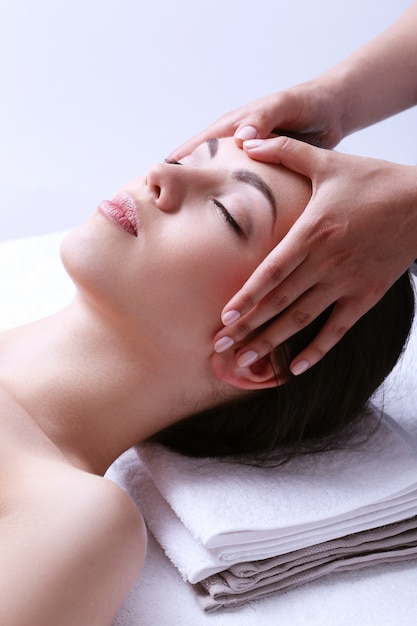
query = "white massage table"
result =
(1, 231, 416, 626)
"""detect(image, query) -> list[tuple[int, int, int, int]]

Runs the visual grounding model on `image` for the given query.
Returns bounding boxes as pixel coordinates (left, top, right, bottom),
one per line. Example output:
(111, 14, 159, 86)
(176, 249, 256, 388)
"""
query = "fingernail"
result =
(214, 336, 235, 353)
(291, 360, 309, 375)
(237, 350, 258, 368)
(222, 309, 240, 325)
(243, 139, 264, 149)
(235, 125, 257, 141)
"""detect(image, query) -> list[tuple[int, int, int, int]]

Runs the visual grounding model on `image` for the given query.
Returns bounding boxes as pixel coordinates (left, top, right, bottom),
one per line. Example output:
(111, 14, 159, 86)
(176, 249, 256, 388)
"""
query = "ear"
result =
(211, 349, 289, 391)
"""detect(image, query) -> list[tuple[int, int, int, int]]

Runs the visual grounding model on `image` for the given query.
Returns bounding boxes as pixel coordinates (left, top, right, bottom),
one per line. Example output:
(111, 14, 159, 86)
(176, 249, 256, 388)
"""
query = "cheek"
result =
(143, 232, 257, 338)
(171, 243, 259, 332)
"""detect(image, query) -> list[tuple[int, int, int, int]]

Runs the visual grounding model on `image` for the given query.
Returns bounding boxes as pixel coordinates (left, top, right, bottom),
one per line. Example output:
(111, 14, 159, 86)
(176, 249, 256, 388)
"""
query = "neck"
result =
(0, 295, 214, 475)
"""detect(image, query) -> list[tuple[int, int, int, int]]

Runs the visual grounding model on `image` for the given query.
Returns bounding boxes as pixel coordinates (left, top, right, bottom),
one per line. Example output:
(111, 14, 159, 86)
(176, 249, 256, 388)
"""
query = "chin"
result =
(60, 214, 112, 294)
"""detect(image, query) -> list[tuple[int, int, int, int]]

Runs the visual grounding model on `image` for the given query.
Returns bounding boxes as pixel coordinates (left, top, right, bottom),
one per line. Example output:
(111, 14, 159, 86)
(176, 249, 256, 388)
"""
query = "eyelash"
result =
(164, 158, 243, 237)
(211, 198, 243, 236)
(164, 158, 182, 165)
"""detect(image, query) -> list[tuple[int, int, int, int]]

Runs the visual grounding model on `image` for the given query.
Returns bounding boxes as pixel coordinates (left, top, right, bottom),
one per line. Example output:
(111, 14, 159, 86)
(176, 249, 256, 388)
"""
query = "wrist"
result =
(300, 74, 347, 146)
(316, 65, 359, 141)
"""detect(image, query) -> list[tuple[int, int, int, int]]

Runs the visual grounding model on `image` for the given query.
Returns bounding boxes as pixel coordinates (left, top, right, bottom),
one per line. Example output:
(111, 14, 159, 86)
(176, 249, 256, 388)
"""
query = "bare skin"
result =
(0, 138, 310, 624)
(0, 319, 148, 626)
(212, 141, 417, 373)
(173, 0, 417, 375)
(0, 393, 146, 626)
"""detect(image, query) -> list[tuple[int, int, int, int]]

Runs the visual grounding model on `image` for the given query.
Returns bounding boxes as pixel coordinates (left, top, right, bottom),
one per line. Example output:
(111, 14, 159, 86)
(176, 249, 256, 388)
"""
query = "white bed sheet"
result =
(1, 231, 416, 625)
(114, 532, 417, 626)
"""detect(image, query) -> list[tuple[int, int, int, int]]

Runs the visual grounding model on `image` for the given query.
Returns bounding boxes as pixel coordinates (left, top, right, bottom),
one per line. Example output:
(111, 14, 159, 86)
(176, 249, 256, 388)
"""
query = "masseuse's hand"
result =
(171, 81, 344, 160)
(213, 137, 417, 375)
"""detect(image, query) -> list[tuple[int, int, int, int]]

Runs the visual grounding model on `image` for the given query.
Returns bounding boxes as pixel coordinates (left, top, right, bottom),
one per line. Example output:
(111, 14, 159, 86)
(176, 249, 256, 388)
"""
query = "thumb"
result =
(234, 116, 278, 143)
(243, 136, 327, 179)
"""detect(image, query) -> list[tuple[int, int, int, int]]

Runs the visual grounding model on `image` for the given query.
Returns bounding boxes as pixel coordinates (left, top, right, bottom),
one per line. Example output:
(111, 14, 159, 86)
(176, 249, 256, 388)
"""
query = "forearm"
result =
(173, 2, 417, 159)
(318, 1, 417, 138)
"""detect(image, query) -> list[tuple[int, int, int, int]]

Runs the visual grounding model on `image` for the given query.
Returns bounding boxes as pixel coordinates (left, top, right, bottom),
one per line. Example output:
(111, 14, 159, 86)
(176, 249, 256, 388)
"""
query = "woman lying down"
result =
(0, 137, 413, 625)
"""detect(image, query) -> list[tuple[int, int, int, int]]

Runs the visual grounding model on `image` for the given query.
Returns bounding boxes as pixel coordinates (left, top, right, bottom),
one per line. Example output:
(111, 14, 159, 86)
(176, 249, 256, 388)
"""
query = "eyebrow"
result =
(207, 137, 218, 158)
(232, 170, 277, 222)
(205, 138, 277, 222)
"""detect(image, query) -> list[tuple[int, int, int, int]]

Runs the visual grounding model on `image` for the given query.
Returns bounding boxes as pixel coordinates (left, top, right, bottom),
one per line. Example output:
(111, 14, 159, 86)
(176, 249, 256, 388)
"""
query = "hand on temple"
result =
(172, 1, 417, 164)
(171, 81, 345, 160)
(172, 0, 417, 374)
(213, 137, 417, 375)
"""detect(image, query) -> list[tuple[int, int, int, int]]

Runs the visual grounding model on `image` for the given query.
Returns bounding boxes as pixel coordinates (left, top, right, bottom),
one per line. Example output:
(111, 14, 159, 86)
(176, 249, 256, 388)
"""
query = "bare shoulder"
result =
(42, 467, 148, 617)
(77, 469, 147, 548)
(78, 470, 147, 572)
(0, 463, 147, 626)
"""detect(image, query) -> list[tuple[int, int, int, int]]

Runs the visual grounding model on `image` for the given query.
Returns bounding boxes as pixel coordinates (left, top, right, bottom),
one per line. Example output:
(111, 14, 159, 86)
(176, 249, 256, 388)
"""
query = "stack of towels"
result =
(112, 406, 417, 612)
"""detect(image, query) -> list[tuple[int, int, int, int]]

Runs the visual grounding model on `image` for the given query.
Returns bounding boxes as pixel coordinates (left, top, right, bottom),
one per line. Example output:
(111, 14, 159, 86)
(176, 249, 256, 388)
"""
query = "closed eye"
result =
(165, 156, 244, 237)
(164, 158, 183, 165)
(211, 198, 244, 238)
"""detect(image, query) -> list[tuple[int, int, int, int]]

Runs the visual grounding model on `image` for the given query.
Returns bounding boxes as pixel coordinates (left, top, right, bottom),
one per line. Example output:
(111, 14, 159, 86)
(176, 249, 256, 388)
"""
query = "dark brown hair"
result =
(151, 271, 414, 462)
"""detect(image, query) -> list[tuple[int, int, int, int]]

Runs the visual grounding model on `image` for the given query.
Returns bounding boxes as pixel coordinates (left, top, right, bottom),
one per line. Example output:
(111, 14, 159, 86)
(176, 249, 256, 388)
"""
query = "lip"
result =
(98, 192, 138, 236)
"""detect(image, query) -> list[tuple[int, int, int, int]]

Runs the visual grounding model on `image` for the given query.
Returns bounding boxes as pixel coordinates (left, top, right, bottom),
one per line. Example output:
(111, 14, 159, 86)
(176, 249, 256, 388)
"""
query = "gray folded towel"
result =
(196, 516, 417, 612)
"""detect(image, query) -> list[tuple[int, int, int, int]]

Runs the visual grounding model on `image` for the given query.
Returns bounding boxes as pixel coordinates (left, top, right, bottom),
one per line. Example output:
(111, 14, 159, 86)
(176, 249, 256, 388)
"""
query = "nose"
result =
(146, 162, 187, 213)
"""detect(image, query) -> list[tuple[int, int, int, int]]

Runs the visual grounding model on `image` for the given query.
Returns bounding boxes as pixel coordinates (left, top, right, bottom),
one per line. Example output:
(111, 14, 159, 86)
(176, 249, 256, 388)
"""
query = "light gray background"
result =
(1, 0, 415, 242)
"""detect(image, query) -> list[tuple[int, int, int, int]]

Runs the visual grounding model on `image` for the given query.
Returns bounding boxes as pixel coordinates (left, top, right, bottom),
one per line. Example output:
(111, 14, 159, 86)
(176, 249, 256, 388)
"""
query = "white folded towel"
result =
(112, 406, 417, 584)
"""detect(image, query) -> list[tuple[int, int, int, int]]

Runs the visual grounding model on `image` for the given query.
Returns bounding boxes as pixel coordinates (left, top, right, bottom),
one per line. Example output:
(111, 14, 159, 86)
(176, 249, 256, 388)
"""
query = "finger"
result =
(234, 116, 276, 143)
(233, 112, 282, 145)
(170, 115, 242, 161)
(243, 136, 328, 178)
(289, 300, 372, 375)
(221, 215, 310, 323)
(172, 92, 298, 159)
(169, 130, 216, 162)
(233, 91, 312, 144)
(215, 262, 323, 346)
(231, 288, 339, 368)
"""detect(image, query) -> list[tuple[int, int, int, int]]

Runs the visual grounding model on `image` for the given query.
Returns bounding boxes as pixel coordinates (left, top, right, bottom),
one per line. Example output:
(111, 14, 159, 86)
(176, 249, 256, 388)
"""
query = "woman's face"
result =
(61, 138, 310, 359)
